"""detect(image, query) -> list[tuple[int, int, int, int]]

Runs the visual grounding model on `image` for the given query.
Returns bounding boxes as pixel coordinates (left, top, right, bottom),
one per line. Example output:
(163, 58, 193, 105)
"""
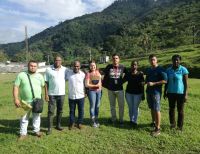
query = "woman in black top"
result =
(124, 61, 145, 126)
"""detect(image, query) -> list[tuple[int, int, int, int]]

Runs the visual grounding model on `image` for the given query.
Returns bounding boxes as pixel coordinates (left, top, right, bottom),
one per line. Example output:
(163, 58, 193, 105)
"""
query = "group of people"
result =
(13, 53, 188, 140)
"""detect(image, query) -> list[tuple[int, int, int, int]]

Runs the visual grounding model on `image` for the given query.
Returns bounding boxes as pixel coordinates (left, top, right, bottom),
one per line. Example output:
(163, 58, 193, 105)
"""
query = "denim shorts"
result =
(147, 93, 161, 111)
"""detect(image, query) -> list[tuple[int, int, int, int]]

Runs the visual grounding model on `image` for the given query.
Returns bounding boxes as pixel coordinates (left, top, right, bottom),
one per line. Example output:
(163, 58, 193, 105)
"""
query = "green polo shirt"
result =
(14, 72, 45, 103)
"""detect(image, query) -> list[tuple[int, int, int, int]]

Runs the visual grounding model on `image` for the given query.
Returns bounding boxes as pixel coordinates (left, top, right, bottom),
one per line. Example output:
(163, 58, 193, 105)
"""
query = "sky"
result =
(0, 0, 116, 44)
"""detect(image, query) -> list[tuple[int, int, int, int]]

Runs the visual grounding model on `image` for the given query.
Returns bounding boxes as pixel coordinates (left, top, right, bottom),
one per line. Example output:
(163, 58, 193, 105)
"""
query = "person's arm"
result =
(140, 72, 145, 100)
(183, 74, 188, 102)
(85, 73, 100, 89)
(163, 82, 168, 100)
(13, 85, 21, 107)
(147, 70, 167, 86)
(139, 72, 145, 86)
(44, 82, 49, 102)
(147, 80, 167, 86)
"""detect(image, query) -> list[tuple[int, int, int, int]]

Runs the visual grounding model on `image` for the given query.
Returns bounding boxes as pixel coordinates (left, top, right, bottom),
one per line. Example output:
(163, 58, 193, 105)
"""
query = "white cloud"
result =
(89, 0, 115, 11)
(8, 0, 87, 21)
(1, 0, 117, 43)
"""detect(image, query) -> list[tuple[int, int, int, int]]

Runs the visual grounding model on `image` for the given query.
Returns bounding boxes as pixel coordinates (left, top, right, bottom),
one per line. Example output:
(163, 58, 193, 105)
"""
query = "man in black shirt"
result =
(103, 54, 127, 124)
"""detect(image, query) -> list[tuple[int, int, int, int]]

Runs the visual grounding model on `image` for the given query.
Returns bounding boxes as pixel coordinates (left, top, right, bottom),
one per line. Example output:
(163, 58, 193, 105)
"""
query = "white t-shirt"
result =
(66, 69, 85, 100)
(44, 65, 67, 95)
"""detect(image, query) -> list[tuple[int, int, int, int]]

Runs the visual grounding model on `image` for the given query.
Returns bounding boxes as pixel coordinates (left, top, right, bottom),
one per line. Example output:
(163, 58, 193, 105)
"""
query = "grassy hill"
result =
(112, 44, 200, 78)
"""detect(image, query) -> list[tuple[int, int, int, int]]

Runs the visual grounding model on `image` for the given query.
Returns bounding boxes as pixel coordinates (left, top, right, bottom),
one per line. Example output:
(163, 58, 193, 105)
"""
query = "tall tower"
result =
(25, 26, 29, 62)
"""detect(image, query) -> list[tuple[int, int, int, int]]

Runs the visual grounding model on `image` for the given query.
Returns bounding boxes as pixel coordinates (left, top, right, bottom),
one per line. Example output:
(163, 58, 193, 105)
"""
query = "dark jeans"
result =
(167, 93, 185, 128)
(48, 95, 65, 116)
(69, 98, 84, 125)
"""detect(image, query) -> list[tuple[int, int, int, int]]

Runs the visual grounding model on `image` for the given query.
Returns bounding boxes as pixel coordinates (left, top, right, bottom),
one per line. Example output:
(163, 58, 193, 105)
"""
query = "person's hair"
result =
(89, 60, 97, 72)
(73, 60, 81, 66)
(172, 54, 181, 61)
(54, 55, 62, 61)
(149, 54, 156, 60)
(28, 60, 38, 66)
(131, 60, 139, 66)
(112, 53, 120, 58)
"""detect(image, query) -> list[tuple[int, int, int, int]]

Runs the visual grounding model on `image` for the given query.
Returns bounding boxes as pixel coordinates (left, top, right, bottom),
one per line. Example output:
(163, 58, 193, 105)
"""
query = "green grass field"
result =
(0, 73, 200, 154)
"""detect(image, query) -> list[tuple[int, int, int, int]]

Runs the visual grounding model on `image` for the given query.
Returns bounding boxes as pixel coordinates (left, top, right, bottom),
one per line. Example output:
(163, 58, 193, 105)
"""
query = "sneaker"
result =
(77, 124, 84, 130)
(95, 118, 100, 127)
(18, 135, 27, 141)
(69, 123, 75, 130)
(92, 122, 98, 128)
(96, 122, 100, 128)
(151, 128, 161, 137)
(35, 132, 42, 138)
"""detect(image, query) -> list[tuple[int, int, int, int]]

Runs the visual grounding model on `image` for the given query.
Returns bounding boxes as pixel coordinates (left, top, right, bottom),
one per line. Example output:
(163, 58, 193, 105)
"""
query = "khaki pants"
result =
(108, 90, 124, 122)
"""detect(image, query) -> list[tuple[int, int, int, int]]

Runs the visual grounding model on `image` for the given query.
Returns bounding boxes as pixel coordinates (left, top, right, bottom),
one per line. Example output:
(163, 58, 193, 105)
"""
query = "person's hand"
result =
(14, 98, 21, 108)
(45, 94, 49, 102)
(147, 82, 155, 87)
(184, 94, 188, 103)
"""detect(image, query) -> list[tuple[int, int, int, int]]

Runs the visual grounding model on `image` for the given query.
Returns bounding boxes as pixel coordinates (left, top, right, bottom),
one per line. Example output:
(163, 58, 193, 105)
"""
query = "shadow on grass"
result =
(0, 116, 167, 135)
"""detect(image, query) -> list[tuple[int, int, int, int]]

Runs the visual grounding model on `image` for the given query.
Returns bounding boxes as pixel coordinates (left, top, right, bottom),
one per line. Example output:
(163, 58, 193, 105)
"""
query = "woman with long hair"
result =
(85, 60, 102, 127)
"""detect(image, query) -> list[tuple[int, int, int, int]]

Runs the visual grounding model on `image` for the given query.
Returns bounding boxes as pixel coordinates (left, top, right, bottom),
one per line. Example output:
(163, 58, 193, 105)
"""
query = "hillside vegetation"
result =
(97, 44, 200, 78)
(0, 0, 199, 63)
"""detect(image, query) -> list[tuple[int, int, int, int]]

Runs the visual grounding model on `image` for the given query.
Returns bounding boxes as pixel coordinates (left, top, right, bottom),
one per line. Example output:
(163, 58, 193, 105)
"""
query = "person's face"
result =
(131, 62, 138, 71)
(28, 62, 37, 73)
(112, 55, 120, 66)
(73, 62, 80, 73)
(90, 62, 96, 72)
(54, 57, 62, 68)
(149, 56, 157, 67)
(172, 57, 180, 68)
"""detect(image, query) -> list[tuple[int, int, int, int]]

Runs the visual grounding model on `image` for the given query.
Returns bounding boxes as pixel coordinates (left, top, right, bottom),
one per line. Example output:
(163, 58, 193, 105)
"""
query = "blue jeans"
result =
(69, 98, 84, 125)
(88, 90, 102, 119)
(125, 93, 142, 123)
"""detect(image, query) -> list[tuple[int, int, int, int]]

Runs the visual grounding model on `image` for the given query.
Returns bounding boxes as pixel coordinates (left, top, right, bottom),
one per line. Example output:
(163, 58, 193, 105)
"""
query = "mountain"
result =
(0, 0, 199, 62)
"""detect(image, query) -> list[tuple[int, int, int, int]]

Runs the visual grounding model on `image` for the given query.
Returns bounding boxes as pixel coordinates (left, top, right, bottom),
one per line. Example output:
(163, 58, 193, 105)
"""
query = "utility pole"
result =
(89, 49, 91, 61)
(25, 26, 29, 62)
(192, 25, 195, 44)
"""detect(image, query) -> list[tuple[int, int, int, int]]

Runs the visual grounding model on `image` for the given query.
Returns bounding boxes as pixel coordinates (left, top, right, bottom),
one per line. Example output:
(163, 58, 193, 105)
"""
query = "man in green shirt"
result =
(13, 60, 45, 141)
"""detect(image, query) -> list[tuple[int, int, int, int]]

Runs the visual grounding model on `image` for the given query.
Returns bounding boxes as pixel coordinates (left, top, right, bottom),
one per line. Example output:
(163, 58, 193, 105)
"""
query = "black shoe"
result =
(69, 123, 75, 130)
(170, 124, 176, 129)
(56, 126, 63, 131)
(177, 127, 183, 131)
(132, 122, 138, 127)
(46, 129, 52, 135)
(119, 121, 124, 127)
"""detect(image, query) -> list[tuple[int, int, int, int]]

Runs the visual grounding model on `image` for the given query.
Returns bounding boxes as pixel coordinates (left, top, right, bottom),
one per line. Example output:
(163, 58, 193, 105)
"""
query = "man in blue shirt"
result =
(164, 54, 189, 131)
(146, 54, 167, 136)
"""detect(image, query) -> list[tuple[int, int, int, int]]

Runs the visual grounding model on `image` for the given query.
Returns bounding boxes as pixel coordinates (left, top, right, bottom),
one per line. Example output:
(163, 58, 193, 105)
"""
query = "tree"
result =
(0, 50, 8, 62)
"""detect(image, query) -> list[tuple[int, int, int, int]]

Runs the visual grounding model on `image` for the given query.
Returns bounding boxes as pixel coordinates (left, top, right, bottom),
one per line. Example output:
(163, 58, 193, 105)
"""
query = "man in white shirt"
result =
(44, 56, 67, 135)
(66, 61, 85, 130)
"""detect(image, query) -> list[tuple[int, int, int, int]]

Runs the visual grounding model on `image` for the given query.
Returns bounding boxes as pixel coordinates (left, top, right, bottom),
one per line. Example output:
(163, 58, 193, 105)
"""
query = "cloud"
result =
(1, 0, 116, 43)
(8, 0, 88, 21)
